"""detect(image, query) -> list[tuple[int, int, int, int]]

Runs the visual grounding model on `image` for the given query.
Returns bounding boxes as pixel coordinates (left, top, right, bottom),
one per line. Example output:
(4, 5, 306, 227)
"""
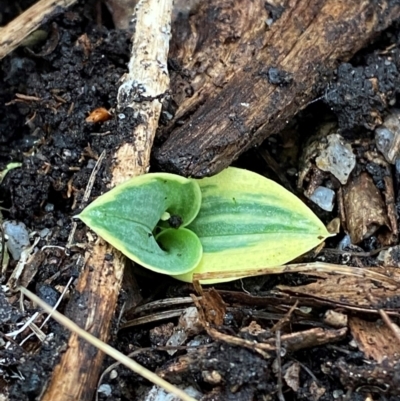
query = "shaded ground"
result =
(1, 1, 400, 401)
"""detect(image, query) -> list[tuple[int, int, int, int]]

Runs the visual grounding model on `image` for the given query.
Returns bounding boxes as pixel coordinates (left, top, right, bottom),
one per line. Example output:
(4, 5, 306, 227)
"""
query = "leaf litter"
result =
(1, 1, 400, 401)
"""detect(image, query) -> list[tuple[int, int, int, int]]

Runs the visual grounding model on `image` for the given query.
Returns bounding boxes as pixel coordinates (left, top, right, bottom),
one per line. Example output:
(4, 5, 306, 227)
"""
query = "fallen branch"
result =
(40, 1, 173, 400)
(155, 0, 400, 177)
(0, 0, 78, 60)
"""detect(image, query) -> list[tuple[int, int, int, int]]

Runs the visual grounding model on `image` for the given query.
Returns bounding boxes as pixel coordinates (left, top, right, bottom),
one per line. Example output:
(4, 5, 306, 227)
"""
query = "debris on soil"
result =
(1, 1, 400, 401)
(2, 220, 30, 260)
(325, 49, 400, 131)
(154, 0, 400, 177)
(343, 172, 390, 245)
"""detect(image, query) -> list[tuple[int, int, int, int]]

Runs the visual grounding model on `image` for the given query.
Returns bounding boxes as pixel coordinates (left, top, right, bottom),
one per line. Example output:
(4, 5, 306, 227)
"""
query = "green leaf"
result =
(0, 162, 22, 185)
(78, 167, 332, 284)
(175, 167, 332, 283)
(77, 174, 202, 275)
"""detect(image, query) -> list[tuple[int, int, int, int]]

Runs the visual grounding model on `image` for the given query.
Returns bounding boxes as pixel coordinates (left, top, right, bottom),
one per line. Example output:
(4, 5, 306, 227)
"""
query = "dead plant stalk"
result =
(40, 1, 174, 400)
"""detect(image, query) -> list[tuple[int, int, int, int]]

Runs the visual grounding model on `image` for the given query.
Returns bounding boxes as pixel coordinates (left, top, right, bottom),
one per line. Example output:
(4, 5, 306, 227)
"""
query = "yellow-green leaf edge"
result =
(176, 167, 332, 283)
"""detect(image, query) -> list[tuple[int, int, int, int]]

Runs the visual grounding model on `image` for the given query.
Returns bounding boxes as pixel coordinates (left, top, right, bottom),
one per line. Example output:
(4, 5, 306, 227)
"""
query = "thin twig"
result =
(41, 1, 174, 399)
(66, 150, 105, 249)
(19, 277, 74, 346)
(19, 286, 198, 401)
(271, 301, 298, 333)
(365, 292, 400, 344)
(378, 308, 400, 344)
(275, 330, 285, 401)
(0, 225, 5, 275)
(82, 150, 106, 205)
(6, 312, 40, 338)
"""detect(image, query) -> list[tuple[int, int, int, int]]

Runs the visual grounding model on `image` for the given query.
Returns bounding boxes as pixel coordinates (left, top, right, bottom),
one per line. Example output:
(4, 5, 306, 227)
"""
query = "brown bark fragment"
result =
(156, 0, 400, 177)
(277, 269, 400, 311)
(41, 242, 125, 401)
(196, 289, 226, 326)
(349, 317, 400, 363)
(165, 0, 280, 128)
(343, 172, 389, 244)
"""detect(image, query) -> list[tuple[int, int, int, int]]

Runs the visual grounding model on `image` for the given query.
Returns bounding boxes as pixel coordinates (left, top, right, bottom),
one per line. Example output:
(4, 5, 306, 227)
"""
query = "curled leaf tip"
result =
(79, 167, 332, 283)
(78, 173, 202, 275)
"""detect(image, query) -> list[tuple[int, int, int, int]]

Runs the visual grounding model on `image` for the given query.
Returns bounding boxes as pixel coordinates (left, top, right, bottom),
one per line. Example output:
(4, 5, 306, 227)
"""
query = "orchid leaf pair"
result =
(77, 167, 331, 283)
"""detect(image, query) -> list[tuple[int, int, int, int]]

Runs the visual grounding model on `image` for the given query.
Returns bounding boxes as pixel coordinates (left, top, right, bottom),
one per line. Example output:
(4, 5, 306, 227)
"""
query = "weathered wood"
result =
(41, 244, 125, 401)
(155, 0, 400, 177)
(41, 1, 173, 400)
(160, 0, 282, 135)
(105, 0, 200, 29)
(0, 0, 78, 60)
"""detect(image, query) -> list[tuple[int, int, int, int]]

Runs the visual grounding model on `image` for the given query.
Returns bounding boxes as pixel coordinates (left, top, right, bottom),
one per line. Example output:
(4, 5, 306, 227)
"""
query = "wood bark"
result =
(41, 1, 172, 400)
(155, 0, 400, 177)
(0, 0, 78, 60)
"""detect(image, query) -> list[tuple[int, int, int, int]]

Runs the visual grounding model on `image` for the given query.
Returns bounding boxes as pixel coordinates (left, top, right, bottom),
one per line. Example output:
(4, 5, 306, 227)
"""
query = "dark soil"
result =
(1, 1, 400, 401)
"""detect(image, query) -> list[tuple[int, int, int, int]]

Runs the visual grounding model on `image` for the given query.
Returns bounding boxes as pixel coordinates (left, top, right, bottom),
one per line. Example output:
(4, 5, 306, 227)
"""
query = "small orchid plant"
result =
(78, 167, 331, 283)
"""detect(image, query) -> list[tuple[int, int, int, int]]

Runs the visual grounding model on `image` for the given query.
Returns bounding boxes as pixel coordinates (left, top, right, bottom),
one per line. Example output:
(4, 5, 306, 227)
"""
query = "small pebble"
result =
(308, 186, 335, 211)
(2, 220, 30, 260)
(39, 228, 51, 238)
(44, 203, 54, 212)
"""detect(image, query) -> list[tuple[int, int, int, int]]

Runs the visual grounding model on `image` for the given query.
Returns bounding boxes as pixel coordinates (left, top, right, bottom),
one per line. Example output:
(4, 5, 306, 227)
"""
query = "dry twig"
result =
(41, 1, 173, 400)
(0, 0, 78, 60)
(20, 287, 197, 401)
